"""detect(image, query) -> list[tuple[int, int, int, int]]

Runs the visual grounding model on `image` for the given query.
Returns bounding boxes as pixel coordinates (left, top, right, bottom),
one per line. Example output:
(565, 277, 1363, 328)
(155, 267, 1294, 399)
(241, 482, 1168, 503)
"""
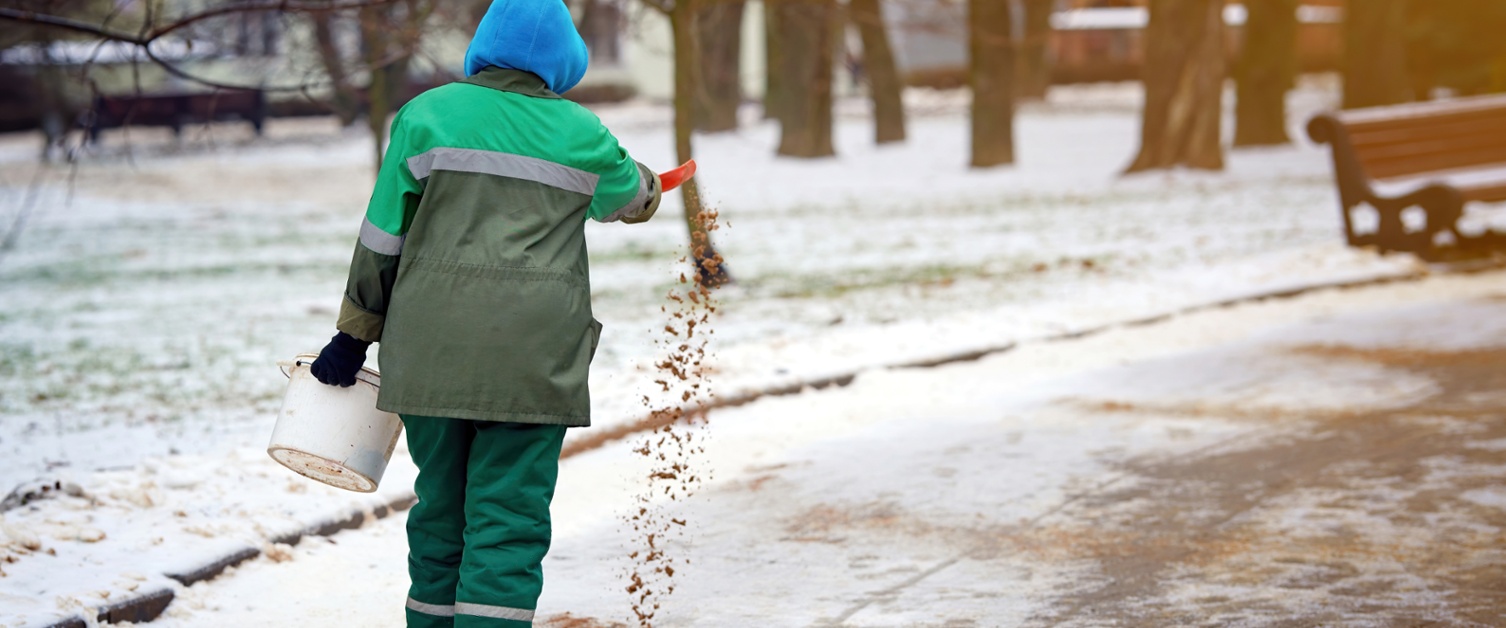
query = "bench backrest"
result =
(94, 91, 266, 126)
(1325, 94, 1506, 181)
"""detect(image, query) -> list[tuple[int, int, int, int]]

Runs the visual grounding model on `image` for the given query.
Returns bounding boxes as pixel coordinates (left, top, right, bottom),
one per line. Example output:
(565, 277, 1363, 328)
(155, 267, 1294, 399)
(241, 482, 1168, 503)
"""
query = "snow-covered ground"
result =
(2, 76, 1504, 626)
(138, 273, 1506, 627)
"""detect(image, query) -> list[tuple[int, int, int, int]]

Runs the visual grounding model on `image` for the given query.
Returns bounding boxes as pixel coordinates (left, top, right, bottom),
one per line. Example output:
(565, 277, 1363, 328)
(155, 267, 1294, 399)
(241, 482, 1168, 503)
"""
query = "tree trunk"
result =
(360, 6, 391, 174)
(775, 0, 836, 158)
(579, 0, 624, 63)
(357, 0, 430, 173)
(1342, 0, 1411, 109)
(313, 13, 361, 126)
(35, 31, 67, 162)
(671, 1, 731, 285)
(763, 0, 787, 122)
(969, 0, 1015, 168)
(381, 55, 412, 112)
(1017, 0, 1053, 101)
(1402, 3, 1437, 102)
(1234, 0, 1298, 146)
(694, 0, 745, 133)
(766, 1, 793, 121)
(850, 0, 906, 144)
(1126, 0, 1225, 173)
(385, 0, 429, 105)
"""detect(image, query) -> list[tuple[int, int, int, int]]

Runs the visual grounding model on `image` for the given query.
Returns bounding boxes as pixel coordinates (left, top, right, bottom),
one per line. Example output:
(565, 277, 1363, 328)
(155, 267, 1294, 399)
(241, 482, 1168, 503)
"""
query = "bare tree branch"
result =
(0, 0, 402, 48)
(149, 0, 400, 40)
(0, 8, 145, 44)
(1, 0, 420, 92)
(153, 43, 421, 92)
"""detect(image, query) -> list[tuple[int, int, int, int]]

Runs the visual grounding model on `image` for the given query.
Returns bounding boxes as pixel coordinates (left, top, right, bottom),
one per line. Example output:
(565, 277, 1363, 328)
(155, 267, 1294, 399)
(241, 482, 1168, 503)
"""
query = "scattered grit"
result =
(622, 208, 724, 627)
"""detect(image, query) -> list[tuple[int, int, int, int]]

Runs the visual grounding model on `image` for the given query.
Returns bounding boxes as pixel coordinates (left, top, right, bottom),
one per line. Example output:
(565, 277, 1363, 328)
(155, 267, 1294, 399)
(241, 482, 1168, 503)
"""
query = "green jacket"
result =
(336, 68, 661, 426)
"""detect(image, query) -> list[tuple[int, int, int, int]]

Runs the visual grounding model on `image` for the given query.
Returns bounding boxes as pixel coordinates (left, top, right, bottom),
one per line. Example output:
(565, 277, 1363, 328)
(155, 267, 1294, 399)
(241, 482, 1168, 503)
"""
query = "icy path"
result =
(140, 270, 1506, 627)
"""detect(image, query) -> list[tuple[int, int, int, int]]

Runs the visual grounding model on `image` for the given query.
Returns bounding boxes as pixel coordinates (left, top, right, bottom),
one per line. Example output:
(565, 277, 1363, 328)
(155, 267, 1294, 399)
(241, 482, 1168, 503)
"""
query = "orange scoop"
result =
(658, 160, 697, 192)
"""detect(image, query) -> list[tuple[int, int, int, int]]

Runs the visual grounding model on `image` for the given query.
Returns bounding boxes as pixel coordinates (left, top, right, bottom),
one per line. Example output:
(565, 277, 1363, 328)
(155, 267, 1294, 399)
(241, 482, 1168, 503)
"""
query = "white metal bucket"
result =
(268, 354, 403, 493)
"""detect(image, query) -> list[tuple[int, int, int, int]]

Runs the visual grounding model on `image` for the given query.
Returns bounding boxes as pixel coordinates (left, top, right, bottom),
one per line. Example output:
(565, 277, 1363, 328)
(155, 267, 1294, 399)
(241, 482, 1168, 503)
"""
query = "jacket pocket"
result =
(588, 318, 603, 363)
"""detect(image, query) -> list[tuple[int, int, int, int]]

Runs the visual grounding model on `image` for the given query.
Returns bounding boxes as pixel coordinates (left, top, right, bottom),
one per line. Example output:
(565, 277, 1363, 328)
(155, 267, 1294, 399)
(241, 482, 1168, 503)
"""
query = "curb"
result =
(38, 493, 418, 628)
(46, 258, 1505, 626)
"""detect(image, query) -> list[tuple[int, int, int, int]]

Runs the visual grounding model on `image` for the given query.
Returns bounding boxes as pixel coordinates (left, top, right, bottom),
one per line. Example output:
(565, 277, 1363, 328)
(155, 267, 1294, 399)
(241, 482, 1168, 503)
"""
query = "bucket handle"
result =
(279, 354, 382, 388)
(277, 356, 316, 379)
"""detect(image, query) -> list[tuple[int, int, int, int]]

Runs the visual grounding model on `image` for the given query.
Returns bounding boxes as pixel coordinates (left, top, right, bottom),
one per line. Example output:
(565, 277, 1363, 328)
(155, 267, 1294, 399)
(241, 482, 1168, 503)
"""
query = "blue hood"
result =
(463, 0, 589, 94)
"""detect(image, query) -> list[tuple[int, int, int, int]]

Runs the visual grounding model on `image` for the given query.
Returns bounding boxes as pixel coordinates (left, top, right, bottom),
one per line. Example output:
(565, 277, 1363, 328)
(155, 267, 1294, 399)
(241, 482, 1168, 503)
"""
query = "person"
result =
(307, 1, 662, 625)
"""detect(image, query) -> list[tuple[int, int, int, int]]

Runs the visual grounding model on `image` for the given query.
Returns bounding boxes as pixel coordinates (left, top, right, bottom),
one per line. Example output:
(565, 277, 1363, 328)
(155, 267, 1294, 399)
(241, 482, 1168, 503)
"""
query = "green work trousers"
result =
(400, 415, 566, 628)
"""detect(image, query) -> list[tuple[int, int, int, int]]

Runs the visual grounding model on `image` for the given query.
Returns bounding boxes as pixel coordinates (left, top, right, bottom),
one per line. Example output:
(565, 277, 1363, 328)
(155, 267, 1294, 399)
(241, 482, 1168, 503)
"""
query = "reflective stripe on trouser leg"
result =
(456, 602, 534, 622)
(401, 415, 473, 628)
(407, 598, 456, 617)
(455, 421, 566, 627)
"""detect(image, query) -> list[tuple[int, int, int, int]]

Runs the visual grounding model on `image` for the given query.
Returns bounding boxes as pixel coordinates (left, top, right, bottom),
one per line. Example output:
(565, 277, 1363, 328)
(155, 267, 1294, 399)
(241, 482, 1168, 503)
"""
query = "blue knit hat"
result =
(463, 0, 589, 94)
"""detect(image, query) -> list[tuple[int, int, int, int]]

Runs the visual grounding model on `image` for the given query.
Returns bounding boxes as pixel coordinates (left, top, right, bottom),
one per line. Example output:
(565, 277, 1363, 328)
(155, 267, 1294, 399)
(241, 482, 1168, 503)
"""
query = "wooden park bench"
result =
(87, 89, 267, 142)
(1307, 94, 1506, 260)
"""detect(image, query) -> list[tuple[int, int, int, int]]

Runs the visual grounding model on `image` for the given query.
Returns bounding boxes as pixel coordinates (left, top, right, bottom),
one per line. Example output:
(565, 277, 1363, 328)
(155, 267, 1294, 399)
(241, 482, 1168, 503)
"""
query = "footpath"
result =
(132, 270, 1506, 627)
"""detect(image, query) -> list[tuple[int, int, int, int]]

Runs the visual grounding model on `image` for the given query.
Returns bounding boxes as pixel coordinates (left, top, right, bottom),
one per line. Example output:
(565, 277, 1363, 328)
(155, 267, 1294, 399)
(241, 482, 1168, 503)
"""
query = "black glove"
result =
(310, 331, 371, 387)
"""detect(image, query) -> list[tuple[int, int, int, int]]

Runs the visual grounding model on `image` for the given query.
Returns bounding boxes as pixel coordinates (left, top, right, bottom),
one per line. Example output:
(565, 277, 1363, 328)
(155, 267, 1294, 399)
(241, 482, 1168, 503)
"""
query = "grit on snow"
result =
(1, 76, 1505, 627)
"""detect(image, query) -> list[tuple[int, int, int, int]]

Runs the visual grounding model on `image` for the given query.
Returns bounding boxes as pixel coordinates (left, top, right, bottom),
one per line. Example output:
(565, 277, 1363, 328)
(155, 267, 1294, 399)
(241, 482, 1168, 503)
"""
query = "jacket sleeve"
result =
(337, 110, 424, 342)
(586, 126, 662, 224)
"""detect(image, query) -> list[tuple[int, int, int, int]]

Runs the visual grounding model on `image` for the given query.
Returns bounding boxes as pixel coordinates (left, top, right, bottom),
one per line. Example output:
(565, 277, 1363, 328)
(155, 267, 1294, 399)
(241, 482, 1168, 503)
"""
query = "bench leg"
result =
(1423, 192, 1464, 235)
(1370, 197, 1411, 254)
(1368, 185, 1463, 259)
